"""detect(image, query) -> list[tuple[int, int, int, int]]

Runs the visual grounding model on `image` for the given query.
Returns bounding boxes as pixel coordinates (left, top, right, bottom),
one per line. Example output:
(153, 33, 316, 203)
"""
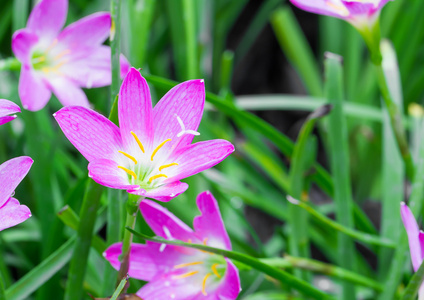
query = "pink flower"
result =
(290, 0, 391, 28)
(104, 191, 241, 299)
(11, 0, 130, 111)
(54, 68, 235, 202)
(401, 202, 424, 297)
(0, 99, 20, 126)
(0, 157, 33, 231)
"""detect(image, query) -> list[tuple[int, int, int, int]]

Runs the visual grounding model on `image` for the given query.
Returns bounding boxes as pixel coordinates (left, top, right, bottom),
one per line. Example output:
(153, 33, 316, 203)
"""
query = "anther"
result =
(151, 139, 171, 161)
(149, 174, 167, 182)
(118, 166, 137, 180)
(131, 131, 145, 153)
(202, 273, 212, 296)
(174, 261, 203, 269)
(173, 271, 199, 280)
(118, 151, 138, 164)
(211, 264, 221, 278)
(159, 163, 178, 172)
(203, 238, 208, 245)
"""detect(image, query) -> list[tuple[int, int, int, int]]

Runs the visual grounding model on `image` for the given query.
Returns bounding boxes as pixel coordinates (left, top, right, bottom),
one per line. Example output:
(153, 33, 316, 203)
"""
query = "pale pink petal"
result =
(48, 76, 90, 107)
(290, 0, 349, 19)
(0, 100, 20, 126)
(129, 181, 189, 202)
(54, 106, 123, 162)
(342, 1, 374, 15)
(401, 202, 423, 271)
(118, 68, 153, 150)
(11, 29, 39, 64)
(88, 159, 139, 190)
(60, 46, 130, 88)
(18, 66, 51, 111)
(0, 157, 33, 208)
(0, 198, 31, 231)
(137, 272, 201, 300)
(153, 79, 205, 153)
(420, 231, 424, 265)
(57, 12, 110, 49)
(213, 259, 241, 300)
(27, 0, 68, 44)
(166, 140, 235, 183)
(193, 191, 231, 250)
(104, 242, 187, 281)
(139, 199, 194, 241)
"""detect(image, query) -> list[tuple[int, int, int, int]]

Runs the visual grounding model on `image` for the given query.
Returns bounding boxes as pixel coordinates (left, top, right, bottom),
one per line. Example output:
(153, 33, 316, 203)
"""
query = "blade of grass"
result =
(401, 261, 424, 300)
(324, 52, 356, 300)
(110, 275, 128, 300)
(110, 0, 122, 108)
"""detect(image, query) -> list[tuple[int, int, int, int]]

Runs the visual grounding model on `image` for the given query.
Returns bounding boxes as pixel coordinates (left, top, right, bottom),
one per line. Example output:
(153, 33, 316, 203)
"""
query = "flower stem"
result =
(110, 0, 122, 108)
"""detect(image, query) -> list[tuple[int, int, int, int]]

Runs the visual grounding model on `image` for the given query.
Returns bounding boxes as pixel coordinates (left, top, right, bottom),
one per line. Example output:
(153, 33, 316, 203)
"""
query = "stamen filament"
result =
(203, 238, 208, 245)
(151, 139, 171, 161)
(131, 131, 145, 153)
(159, 162, 178, 171)
(174, 261, 203, 269)
(53, 49, 71, 60)
(118, 150, 138, 164)
(211, 264, 221, 278)
(202, 273, 212, 296)
(173, 271, 199, 280)
(149, 174, 168, 182)
(118, 166, 137, 179)
(44, 39, 58, 53)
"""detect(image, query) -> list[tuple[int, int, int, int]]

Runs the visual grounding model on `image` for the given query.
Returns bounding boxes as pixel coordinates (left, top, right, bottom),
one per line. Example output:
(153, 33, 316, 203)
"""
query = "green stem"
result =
(0, 58, 20, 71)
(110, 0, 122, 106)
(0, 270, 5, 300)
(374, 62, 414, 180)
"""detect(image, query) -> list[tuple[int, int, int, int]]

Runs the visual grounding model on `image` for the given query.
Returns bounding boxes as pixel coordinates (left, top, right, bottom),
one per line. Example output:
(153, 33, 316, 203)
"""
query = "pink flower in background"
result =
(0, 99, 20, 126)
(0, 157, 33, 231)
(401, 202, 424, 297)
(54, 68, 234, 202)
(104, 191, 241, 299)
(12, 0, 130, 111)
(290, 0, 391, 28)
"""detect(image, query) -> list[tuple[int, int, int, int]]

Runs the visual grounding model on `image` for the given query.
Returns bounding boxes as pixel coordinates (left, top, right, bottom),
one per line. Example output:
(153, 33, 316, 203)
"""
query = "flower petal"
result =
(48, 76, 90, 107)
(57, 12, 111, 49)
(104, 241, 187, 281)
(166, 139, 235, 183)
(26, 0, 68, 45)
(0, 157, 33, 207)
(118, 68, 153, 150)
(153, 79, 205, 153)
(88, 159, 139, 190)
(401, 202, 423, 271)
(0, 198, 31, 231)
(54, 106, 123, 162)
(18, 66, 51, 111)
(290, 0, 349, 19)
(60, 46, 130, 88)
(11, 29, 39, 64)
(213, 259, 241, 300)
(0, 100, 20, 126)
(193, 191, 231, 250)
(139, 199, 194, 241)
(129, 181, 189, 202)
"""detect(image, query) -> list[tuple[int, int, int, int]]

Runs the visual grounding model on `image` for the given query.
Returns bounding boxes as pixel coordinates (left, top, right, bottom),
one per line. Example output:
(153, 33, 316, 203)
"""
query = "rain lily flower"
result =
(0, 99, 20, 126)
(104, 191, 241, 299)
(0, 157, 33, 231)
(54, 68, 235, 202)
(12, 0, 130, 111)
(401, 202, 424, 298)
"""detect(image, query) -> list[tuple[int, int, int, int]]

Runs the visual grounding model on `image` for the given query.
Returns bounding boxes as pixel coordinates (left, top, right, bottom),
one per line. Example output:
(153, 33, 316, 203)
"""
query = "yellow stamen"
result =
(118, 166, 137, 180)
(174, 261, 203, 269)
(118, 150, 138, 164)
(173, 271, 199, 280)
(44, 39, 58, 53)
(159, 162, 179, 172)
(130, 131, 145, 153)
(202, 273, 212, 296)
(33, 56, 46, 63)
(187, 239, 192, 243)
(151, 139, 171, 161)
(211, 264, 221, 278)
(203, 238, 208, 245)
(149, 174, 168, 182)
(53, 49, 71, 60)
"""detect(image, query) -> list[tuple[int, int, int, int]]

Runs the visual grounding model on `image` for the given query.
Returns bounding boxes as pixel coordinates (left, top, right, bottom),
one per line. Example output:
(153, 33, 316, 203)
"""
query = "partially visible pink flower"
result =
(0, 157, 33, 231)
(401, 202, 424, 297)
(0, 99, 20, 126)
(54, 68, 235, 202)
(290, 0, 391, 28)
(104, 191, 241, 299)
(12, 0, 130, 111)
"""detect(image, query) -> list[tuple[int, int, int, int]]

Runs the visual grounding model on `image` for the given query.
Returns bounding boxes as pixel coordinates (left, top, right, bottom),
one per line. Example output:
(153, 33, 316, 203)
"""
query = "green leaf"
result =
(401, 261, 424, 300)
